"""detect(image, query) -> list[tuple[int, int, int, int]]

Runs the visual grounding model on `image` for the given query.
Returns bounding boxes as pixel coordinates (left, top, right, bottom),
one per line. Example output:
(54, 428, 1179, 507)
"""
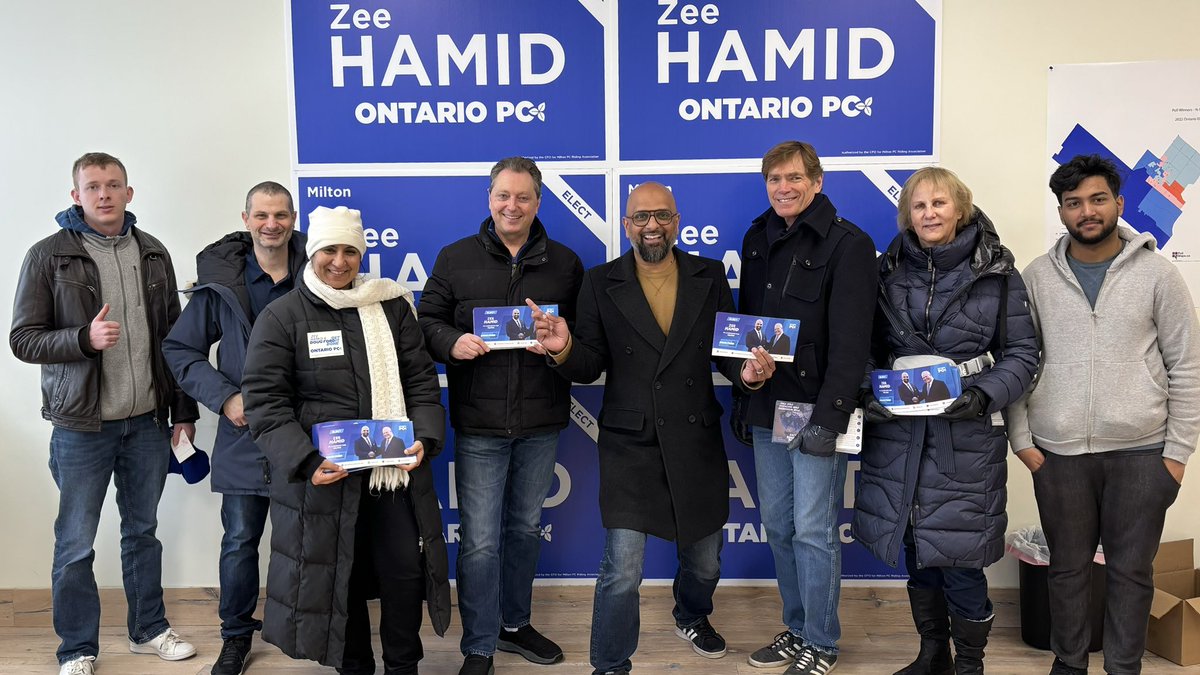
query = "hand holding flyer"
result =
(312, 419, 417, 471)
(871, 359, 962, 416)
(712, 312, 800, 363)
(473, 304, 557, 350)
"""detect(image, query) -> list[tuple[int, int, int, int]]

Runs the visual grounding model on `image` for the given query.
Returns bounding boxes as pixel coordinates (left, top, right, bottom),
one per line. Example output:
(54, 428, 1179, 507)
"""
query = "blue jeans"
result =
(752, 426, 847, 655)
(218, 493, 270, 639)
(48, 413, 172, 664)
(589, 527, 723, 674)
(454, 431, 559, 656)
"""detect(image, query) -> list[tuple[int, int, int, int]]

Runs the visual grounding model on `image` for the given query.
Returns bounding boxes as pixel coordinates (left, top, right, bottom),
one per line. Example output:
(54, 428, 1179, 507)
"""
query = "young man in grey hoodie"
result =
(1007, 154, 1200, 675)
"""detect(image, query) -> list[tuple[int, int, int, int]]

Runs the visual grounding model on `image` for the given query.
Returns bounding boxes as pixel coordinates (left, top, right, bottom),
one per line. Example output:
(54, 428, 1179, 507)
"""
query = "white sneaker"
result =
(128, 627, 196, 661)
(59, 656, 95, 675)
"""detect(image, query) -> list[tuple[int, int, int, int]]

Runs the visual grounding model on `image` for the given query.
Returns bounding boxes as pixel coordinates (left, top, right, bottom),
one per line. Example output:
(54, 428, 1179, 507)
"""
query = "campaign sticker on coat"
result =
(617, 0, 939, 161)
(618, 169, 916, 296)
(307, 330, 345, 358)
(712, 311, 799, 361)
(312, 419, 416, 470)
(296, 174, 609, 298)
(289, 0, 606, 164)
(872, 362, 962, 415)
(474, 304, 555, 349)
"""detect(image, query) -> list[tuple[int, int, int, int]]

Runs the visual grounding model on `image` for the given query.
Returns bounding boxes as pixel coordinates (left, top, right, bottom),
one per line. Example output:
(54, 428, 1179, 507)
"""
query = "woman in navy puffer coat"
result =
(853, 168, 1038, 675)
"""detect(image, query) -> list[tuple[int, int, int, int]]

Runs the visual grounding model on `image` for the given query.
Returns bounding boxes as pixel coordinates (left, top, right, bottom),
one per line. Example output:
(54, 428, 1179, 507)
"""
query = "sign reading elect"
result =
(618, 0, 939, 161)
(291, 1, 606, 164)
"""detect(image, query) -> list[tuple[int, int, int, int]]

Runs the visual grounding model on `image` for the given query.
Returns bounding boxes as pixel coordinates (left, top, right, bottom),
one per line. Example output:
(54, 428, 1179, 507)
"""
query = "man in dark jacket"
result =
(418, 157, 583, 675)
(920, 370, 952, 402)
(767, 322, 792, 356)
(10, 152, 200, 675)
(354, 426, 378, 459)
(530, 182, 775, 675)
(738, 141, 878, 675)
(162, 181, 306, 675)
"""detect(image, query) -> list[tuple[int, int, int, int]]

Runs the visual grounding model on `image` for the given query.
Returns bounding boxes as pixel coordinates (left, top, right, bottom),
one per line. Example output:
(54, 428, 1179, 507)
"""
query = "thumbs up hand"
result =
(89, 303, 121, 351)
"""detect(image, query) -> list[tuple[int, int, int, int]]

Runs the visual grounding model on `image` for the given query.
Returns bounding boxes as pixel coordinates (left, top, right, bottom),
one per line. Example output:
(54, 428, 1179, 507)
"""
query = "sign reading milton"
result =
(618, 0, 939, 161)
(291, 0, 606, 164)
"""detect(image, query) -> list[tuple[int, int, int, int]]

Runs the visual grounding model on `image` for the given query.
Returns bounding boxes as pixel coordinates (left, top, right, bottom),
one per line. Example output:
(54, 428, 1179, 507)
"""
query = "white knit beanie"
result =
(307, 206, 368, 258)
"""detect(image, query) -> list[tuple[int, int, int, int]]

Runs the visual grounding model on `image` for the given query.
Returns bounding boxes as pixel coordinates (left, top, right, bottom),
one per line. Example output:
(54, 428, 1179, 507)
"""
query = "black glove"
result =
(728, 390, 753, 447)
(788, 422, 838, 457)
(939, 387, 989, 421)
(859, 388, 895, 424)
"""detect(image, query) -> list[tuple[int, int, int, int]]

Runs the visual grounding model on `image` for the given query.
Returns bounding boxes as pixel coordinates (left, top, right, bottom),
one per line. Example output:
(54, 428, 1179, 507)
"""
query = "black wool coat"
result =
(554, 249, 745, 545)
(242, 282, 449, 668)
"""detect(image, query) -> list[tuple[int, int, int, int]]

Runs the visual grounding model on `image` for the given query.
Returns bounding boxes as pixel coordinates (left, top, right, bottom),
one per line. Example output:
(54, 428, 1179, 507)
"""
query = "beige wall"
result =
(0, 1, 1197, 589)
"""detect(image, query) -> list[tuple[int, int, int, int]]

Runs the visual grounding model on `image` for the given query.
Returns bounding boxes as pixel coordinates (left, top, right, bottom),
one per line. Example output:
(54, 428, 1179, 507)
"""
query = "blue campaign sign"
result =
(618, 169, 916, 294)
(296, 173, 609, 293)
(290, 1, 606, 164)
(428, 385, 903, 581)
(618, 0, 939, 161)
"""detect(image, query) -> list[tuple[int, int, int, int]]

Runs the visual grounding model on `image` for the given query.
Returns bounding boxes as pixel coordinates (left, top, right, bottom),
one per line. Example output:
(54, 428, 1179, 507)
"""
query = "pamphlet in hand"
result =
(771, 400, 863, 454)
(312, 419, 417, 470)
(712, 312, 800, 363)
(871, 360, 962, 415)
(473, 304, 557, 349)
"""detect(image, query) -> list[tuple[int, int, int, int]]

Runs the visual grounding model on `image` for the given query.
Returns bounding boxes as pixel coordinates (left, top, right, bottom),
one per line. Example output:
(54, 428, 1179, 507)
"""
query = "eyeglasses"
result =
(625, 210, 678, 226)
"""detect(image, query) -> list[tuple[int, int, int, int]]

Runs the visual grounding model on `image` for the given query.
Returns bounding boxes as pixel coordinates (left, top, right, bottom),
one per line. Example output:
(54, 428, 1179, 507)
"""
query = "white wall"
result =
(1, 0, 1198, 589)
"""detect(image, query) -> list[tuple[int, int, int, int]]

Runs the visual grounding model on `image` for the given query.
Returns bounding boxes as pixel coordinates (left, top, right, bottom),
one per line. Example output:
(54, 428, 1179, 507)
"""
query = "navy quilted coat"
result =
(852, 210, 1038, 570)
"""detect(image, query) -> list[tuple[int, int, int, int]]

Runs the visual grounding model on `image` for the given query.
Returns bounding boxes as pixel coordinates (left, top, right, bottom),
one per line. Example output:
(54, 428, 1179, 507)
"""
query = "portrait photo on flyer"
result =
(473, 304, 557, 350)
(871, 362, 963, 415)
(312, 419, 417, 470)
(711, 311, 800, 362)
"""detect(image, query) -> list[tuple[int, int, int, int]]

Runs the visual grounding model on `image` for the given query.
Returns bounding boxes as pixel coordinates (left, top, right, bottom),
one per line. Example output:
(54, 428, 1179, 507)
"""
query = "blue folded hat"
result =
(168, 444, 211, 484)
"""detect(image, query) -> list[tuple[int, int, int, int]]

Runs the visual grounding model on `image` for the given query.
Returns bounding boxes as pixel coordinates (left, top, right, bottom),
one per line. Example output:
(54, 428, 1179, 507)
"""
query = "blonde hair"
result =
(896, 167, 974, 232)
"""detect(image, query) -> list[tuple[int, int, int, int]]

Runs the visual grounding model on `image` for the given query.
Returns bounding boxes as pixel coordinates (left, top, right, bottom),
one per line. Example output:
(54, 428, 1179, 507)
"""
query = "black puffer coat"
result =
(852, 210, 1038, 570)
(242, 281, 449, 667)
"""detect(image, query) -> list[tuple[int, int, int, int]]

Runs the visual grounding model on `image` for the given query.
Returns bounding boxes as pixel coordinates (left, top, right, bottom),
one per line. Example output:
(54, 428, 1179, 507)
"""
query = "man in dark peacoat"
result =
(920, 370, 952, 402)
(530, 182, 775, 675)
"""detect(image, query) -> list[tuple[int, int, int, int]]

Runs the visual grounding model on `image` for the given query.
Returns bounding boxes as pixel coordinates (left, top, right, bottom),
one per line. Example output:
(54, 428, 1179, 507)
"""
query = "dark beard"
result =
(1068, 217, 1118, 246)
(633, 235, 672, 263)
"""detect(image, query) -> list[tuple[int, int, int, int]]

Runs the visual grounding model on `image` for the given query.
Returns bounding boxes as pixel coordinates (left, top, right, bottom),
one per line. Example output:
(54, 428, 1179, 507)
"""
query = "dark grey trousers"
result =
(1031, 448, 1180, 675)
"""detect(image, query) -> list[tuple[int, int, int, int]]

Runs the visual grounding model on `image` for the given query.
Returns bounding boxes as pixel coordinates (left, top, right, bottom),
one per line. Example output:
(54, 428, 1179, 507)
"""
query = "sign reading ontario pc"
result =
(290, 0, 606, 164)
(618, 0, 939, 161)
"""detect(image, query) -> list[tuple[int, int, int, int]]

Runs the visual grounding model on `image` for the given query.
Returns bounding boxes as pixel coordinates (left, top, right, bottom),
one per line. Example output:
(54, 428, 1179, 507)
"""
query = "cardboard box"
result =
(1146, 539, 1200, 666)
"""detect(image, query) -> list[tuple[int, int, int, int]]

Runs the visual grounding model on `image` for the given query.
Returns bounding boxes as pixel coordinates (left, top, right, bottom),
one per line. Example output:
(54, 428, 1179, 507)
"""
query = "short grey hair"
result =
(488, 157, 542, 199)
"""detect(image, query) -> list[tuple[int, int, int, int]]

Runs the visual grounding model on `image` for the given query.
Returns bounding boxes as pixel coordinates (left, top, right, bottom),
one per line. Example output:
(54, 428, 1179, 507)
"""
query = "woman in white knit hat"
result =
(243, 205, 450, 675)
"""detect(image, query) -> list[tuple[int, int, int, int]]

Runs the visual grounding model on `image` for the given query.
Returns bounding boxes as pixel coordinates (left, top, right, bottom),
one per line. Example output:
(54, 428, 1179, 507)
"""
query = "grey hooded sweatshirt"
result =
(1007, 227, 1200, 464)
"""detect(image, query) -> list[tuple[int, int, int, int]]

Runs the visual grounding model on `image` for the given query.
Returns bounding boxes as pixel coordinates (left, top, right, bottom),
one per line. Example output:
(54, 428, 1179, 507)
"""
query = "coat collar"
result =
(605, 248, 712, 373)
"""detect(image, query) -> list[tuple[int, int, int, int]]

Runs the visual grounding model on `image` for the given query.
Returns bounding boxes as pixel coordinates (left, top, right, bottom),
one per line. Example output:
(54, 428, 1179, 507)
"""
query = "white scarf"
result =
(303, 264, 417, 491)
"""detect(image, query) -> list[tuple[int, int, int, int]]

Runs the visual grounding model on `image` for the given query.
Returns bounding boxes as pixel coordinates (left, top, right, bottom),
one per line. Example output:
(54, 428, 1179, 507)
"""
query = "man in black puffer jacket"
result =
(418, 157, 583, 675)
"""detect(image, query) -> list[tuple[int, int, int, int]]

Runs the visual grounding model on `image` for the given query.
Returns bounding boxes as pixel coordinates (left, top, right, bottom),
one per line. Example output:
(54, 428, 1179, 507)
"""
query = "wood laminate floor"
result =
(0, 586, 1194, 674)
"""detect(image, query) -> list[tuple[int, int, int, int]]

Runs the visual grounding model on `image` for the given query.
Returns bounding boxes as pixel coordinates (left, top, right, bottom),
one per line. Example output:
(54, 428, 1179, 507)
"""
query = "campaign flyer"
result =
(473, 304, 557, 349)
(771, 400, 863, 454)
(311, 419, 416, 470)
(712, 312, 800, 363)
(871, 363, 963, 415)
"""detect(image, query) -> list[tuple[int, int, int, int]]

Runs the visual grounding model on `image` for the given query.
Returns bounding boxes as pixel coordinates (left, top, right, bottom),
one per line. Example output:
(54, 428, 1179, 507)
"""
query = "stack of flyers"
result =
(771, 400, 862, 454)
(312, 419, 416, 470)
(473, 304, 556, 349)
(711, 312, 800, 362)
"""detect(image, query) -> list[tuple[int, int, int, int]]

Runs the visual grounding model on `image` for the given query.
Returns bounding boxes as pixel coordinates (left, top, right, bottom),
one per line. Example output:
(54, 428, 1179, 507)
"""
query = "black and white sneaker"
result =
(211, 635, 251, 675)
(748, 630, 803, 668)
(674, 617, 727, 658)
(785, 646, 837, 675)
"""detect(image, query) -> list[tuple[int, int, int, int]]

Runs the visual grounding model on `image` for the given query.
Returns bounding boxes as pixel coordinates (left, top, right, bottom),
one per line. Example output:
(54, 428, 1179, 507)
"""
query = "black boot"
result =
(949, 613, 992, 675)
(894, 586, 954, 675)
